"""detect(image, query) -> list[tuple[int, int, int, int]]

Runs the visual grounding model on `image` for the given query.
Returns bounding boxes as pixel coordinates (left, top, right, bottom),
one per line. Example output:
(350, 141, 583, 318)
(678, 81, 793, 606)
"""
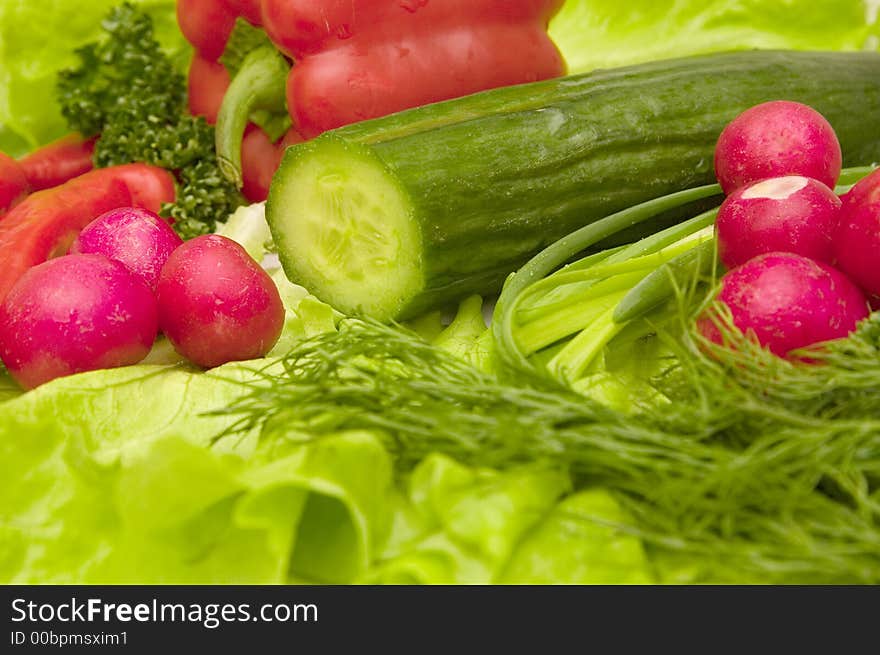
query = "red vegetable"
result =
(106, 163, 177, 214)
(271, 0, 566, 138)
(698, 252, 869, 358)
(70, 207, 183, 291)
(156, 234, 284, 368)
(17, 133, 96, 191)
(280, 14, 567, 138)
(240, 125, 302, 202)
(176, 0, 236, 60)
(0, 164, 176, 305)
(187, 53, 231, 124)
(0, 152, 29, 215)
(0, 254, 158, 390)
(715, 176, 842, 268)
(714, 100, 842, 194)
(182, 0, 566, 188)
(834, 168, 880, 298)
(226, 0, 262, 25)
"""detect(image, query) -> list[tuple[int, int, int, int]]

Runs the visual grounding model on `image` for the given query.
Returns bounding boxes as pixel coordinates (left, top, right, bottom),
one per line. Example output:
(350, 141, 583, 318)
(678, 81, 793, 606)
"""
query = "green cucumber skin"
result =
(276, 51, 880, 319)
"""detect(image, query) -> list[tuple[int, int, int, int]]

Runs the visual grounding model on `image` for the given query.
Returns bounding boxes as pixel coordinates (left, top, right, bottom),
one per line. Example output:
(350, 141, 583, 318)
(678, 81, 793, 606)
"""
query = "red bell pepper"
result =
(182, 1, 291, 201)
(17, 133, 96, 191)
(241, 125, 302, 202)
(188, 48, 298, 202)
(107, 163, 177, 214)
(177, 0, 237, 61)
(179, 0, 565, 193)
(225, 0, 262, 25)
(261, 0, 566, 138)
(0, 164, 176, 304)
(188, 53, 232, 124)
(0, 153, 29, 215)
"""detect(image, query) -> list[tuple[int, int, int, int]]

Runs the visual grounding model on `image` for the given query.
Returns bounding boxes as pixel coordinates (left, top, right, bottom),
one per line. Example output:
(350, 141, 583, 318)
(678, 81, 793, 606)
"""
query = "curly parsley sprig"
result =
(57, 3, 243, 238)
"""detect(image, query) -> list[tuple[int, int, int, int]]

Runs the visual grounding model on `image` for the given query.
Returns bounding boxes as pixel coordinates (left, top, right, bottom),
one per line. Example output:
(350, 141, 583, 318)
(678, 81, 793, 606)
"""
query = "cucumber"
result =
(267, 50, 880, 321)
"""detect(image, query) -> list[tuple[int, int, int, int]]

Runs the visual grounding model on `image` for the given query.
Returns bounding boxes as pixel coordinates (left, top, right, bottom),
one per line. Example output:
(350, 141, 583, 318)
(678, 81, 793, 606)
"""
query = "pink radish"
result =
(698, 252, 868, 358)
(70, 207, 183, 291)
(833, 168, 880, 299)
(714, 101, 842, 194)
(156, 234, 284, 368)
(715, 175, 841, 268)
(0, 254, 158, 389)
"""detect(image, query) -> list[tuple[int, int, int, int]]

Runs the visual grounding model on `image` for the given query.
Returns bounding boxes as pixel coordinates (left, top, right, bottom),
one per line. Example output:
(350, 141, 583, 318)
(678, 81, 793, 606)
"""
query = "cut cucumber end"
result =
(267, 137, 424, 322)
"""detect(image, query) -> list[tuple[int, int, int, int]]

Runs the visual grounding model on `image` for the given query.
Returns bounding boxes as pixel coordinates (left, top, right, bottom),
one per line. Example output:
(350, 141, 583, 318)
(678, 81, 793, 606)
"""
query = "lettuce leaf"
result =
(0, 357, 402, 583)
(498, 489, 654, 584)
(551, 0, 879, 75)
(0, 0, 187, 157)
(365, 455, 655, 584)
(0, 361, 655, 584)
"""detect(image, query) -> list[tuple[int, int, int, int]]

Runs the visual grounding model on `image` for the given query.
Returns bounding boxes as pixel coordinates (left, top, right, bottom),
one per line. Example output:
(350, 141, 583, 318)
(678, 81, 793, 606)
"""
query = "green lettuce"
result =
(0, 361, 654, 584)
(0, 356, 401, 583)
(551, 0, 879, 75)
(368, 456, 654, 584)
(0, 0, 188, 157)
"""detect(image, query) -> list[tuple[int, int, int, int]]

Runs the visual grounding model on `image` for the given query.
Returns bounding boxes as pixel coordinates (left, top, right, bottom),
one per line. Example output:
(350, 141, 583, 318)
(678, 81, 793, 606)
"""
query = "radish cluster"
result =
(704, 100, 876, 358)
(0, 208, 284, 389)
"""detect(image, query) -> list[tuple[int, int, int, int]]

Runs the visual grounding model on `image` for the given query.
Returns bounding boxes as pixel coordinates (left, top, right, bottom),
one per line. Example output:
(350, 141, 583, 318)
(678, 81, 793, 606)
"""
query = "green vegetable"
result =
(215, 18, 291, 185)
(215, 202, 272, 262)
(611, 165, 877, 326)
(494, 166, 877, 389)
(215, 45, 289, 187)
(57, 3, 242, 238)
(268, 50, 880, 322)
(0, 357, 649, 584)
(497, 489, 654, 584)
(218, 19, 273, 79)
(612, 240, 716, 324)
(550, 0, 880, 75)
(218, 317, 880, 583)
(0, 364, 18, 403)
(0, 0, 188, 158)
(0, 367, 395, 583)
(491, 185, 720, 381)
(368, 455, 570, 584)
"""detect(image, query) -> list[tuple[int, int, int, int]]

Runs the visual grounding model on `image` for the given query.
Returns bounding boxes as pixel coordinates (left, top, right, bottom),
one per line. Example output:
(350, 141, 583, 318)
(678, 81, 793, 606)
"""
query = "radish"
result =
(698, 252, 869, 358)
(0, 254, 158, 389)
(714, 101, 842, 194)
(715, 176, 841, 268)
(70, 207, 182, 291)
(833, 168, 880, 298)
(156, 234, 284, 368)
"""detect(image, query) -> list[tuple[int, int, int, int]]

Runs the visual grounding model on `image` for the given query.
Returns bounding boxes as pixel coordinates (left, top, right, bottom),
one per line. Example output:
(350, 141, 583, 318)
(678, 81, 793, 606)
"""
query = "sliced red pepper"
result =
(108, 163, 177, 214)
(17, 133, 96, 191)
(0, 164, 175, 304)
(0, 152, 29, 215)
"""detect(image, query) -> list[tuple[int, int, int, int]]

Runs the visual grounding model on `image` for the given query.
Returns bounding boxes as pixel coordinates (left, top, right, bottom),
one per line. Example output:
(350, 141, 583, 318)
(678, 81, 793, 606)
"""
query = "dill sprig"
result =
(216, 317, 880, 582)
